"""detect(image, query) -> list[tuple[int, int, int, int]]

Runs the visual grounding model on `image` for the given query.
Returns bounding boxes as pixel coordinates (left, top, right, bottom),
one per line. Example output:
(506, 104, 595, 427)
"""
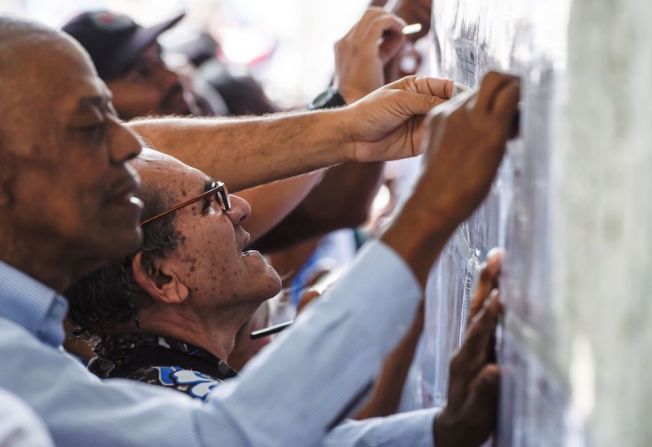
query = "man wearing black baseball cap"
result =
(63, 10, 209, 119)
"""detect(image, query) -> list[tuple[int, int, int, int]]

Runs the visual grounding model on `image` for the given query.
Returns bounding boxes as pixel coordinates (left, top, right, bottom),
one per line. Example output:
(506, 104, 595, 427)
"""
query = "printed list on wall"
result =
(415, 0, 575, 445)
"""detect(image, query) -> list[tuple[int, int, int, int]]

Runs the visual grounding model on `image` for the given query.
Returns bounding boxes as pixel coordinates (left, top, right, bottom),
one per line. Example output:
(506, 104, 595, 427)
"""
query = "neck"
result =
(0, 233, 74, 293)
(139, 302, 260, 361)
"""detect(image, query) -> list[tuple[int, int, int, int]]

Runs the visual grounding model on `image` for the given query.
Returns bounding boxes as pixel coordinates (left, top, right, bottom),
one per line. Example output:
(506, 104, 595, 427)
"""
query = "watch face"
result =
(312, 90, 333, 107)
(309, 88, 345, 110)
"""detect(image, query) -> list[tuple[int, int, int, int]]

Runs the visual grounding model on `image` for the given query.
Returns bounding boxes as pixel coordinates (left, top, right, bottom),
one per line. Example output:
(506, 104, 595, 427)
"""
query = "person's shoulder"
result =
(0, 388, 54, 447)
(0, 317, 41, 347)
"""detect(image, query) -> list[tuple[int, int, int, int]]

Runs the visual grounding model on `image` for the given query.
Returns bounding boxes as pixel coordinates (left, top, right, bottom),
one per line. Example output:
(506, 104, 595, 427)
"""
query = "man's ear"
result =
(132, 252, 189, 305)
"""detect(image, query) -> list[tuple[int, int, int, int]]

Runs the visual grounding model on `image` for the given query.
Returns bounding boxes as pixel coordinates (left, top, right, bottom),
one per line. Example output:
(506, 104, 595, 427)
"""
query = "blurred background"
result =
(0, 0, 369, 108)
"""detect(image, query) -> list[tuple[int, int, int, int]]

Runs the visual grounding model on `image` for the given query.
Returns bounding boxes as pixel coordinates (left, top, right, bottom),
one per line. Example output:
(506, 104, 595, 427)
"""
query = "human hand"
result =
(413, 71, 520, 232)
(334, 8, 407, 103)
(344, 75, 454, 163)
(434, 249, 503, 447)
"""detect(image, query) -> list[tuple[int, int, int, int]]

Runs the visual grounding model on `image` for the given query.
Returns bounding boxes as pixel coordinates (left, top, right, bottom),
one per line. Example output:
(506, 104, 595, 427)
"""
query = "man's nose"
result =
(107, 117, 142, 164)
(226, 195, 251, 226)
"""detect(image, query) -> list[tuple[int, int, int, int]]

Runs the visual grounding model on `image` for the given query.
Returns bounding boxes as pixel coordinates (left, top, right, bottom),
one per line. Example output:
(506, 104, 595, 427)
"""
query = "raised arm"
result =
(128, 74, 452, 192)
(128, 111, 345, 192)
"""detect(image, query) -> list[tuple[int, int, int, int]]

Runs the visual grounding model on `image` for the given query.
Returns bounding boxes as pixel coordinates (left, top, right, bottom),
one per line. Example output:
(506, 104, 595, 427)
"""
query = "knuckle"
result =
(404, 74, 418, 83)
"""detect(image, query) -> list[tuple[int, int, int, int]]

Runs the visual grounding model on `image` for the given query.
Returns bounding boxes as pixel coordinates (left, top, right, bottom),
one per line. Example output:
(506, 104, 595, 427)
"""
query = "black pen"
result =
(250, 320, 294, 339)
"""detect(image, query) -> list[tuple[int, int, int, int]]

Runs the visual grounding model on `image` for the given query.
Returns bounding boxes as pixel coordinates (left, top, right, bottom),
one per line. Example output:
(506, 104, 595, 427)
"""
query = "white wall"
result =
(557, 0, 652, 444)
(426, 0, 652, 445)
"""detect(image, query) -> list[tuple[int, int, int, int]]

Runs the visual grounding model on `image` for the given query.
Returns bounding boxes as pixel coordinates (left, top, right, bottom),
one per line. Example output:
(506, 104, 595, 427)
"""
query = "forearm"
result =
(380, 186, 457, 289)
(238, 170, 325, 243)
(252, 161, 384, 252)
(128, 110, 352, 192)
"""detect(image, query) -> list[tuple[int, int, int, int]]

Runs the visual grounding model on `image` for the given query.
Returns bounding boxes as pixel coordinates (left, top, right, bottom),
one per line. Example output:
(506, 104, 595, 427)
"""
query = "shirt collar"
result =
(0, 261, 68, 347)
(95, 332, 238, 380)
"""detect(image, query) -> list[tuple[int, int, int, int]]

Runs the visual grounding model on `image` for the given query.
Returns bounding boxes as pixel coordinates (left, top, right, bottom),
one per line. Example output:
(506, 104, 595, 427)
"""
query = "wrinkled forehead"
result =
(134, 149, 210, 199)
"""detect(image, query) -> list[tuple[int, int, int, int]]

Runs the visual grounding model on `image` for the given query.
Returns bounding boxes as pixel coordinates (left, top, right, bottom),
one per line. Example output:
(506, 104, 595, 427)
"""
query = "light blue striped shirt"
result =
(0, 241, 436, 446)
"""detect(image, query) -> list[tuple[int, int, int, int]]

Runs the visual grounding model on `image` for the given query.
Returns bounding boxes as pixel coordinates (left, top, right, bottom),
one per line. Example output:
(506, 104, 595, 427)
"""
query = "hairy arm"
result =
(128, 110, 350, 192)
(128, 73, 451, 193)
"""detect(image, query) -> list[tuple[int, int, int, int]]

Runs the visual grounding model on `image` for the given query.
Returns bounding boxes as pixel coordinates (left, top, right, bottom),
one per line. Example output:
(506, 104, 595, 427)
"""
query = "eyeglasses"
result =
(140, 181, 231, 226)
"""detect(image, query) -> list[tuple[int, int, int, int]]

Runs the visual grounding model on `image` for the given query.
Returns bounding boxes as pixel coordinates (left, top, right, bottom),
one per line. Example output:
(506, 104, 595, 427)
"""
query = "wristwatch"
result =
(308, 86, 346, 110)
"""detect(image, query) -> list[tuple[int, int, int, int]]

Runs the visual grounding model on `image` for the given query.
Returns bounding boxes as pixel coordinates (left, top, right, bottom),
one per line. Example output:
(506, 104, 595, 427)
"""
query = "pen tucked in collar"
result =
(0, 261, 68, 347)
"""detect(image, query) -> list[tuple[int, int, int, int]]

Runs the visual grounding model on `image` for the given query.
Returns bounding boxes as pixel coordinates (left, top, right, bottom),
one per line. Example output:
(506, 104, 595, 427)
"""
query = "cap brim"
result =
(110, 12, 185, 77)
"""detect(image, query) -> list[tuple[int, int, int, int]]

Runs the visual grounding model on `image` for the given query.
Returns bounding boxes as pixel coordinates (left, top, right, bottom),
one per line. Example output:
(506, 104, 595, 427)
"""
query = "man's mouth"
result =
(237, 227, 251, 251)
(105, 175, 142, 208)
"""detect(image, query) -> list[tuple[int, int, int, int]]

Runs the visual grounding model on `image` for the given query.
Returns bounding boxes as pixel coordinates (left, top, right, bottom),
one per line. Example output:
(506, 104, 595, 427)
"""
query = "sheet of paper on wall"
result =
(498, 327, 571, 446)
(410, 0, 573, 444)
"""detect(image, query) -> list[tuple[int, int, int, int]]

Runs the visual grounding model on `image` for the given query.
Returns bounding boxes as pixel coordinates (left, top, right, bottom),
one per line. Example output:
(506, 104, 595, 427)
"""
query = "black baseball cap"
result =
(63, 10, 185, 80)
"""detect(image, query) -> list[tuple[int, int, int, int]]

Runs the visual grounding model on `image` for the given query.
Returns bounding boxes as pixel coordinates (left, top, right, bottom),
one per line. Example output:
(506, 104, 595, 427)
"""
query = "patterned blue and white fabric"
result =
(87, 332, 236, 401)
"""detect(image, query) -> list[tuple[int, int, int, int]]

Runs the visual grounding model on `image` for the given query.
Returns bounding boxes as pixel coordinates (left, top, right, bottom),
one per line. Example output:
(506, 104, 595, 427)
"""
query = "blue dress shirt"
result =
(0, 241, 436, 446)
(0, 388, 53, 446)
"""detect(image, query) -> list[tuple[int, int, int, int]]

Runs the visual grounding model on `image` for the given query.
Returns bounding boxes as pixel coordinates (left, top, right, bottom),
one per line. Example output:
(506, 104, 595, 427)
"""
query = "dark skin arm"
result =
(251, 161, 383, 252)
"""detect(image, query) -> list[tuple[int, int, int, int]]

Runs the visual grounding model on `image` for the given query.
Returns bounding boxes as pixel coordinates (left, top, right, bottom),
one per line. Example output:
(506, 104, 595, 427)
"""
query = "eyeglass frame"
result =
(139, 180, 231, 226)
